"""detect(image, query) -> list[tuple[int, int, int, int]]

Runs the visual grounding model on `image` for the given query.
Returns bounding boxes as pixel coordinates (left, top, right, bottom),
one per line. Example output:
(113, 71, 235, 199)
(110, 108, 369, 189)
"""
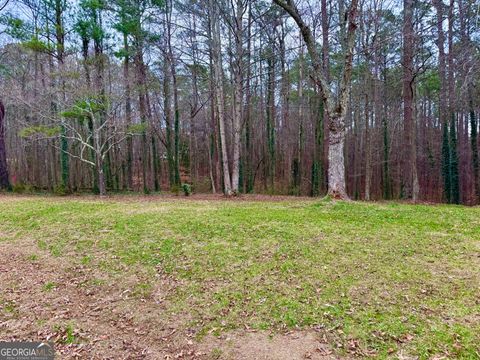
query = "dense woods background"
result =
(0, 0, 479, 203)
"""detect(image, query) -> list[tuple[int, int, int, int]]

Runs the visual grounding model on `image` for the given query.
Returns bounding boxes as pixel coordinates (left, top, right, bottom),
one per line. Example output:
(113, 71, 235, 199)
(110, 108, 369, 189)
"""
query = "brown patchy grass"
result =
(0, 196, 334, 359)
(0, 195, 479, 359)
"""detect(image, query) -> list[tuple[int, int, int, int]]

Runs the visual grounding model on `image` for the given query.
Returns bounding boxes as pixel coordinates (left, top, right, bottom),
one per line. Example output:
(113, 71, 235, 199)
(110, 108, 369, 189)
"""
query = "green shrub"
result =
(12, 183, 25, 193)
(42, 282, 57, 292)
(170, 184, 181, 195)
(12, 183, 34, 194)
(193, 179, 212, 193)
(53, 184, 68, 196)
(288, 185, 300, 196)
(53, 323, 77, 344)
(182, 183, 192, 196)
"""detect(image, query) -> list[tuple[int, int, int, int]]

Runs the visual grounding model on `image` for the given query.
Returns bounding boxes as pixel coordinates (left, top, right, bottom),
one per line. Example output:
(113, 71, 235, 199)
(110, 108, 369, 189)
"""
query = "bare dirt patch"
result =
(0, 239, 192, 359)
(198, 331, 339, 360)
(0, 240, 338, 359)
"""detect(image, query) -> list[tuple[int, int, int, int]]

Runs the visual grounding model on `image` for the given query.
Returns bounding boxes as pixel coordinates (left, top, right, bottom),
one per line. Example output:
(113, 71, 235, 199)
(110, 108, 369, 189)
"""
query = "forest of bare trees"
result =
(0, 0, 479, 203)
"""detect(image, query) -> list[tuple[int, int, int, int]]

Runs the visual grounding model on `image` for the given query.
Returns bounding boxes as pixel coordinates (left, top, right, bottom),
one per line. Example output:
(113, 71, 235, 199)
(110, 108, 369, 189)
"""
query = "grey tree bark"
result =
(230, 0, 244, 194)
(209, 0, 232, 195)
(94, 130, 106, 197)
(273, 0, 359, 199)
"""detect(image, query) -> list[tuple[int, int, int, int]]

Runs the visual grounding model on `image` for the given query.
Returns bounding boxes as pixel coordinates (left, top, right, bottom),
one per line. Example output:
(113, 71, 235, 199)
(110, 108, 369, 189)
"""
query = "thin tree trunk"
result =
(321, 0, 330, 193)
(231, 0, 244, 194)
(297, 35, 304, 195)
(447, 0, 459, 203)
(97, 166, 106, 196)
(92, 6, 107, 194)
(0, 100, 9, 189)
(364, 91, 371, 201)
(402, 0, 419, 201)
(133, 30, 149, 193)
(54, 0, 69, 191)
(266, 52, 276, 192)
(166, 0, 181, 186)
(434, 0, 450, 202)
(244, 2, 253, 193)
(93, 125, 106, 196)
(163, 55, 175, 188)
(123, 32, 133, 190)
(204, 105, 216, 194)
(209, 0, 232, 195)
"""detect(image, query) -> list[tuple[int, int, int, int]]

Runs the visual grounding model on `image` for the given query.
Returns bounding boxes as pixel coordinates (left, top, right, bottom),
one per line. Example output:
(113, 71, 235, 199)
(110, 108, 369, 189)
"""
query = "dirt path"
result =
(0, 240, 339, 359)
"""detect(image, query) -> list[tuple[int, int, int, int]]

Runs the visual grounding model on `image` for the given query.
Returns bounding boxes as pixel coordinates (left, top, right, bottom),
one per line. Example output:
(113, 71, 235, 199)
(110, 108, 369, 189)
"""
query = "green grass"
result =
(42, 281, 57, 292)
(53, 322, 78, 344)
(0, 196, 479, 358)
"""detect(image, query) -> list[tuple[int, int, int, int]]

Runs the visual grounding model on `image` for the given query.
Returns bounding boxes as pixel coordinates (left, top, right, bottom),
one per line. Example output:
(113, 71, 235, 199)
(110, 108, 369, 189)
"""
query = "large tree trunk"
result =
(328, 120, 347, 198)
(273, 0, 358, 200)
(0, 100, 9, 189)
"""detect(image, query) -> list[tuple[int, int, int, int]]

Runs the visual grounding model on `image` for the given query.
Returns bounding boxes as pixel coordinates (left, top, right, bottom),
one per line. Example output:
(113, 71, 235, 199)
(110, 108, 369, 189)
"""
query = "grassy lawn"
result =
(0, 195, 479, 359)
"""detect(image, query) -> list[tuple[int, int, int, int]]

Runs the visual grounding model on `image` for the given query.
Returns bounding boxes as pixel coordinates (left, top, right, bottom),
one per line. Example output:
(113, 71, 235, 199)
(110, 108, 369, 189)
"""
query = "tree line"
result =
(0, 0, 479, 203)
